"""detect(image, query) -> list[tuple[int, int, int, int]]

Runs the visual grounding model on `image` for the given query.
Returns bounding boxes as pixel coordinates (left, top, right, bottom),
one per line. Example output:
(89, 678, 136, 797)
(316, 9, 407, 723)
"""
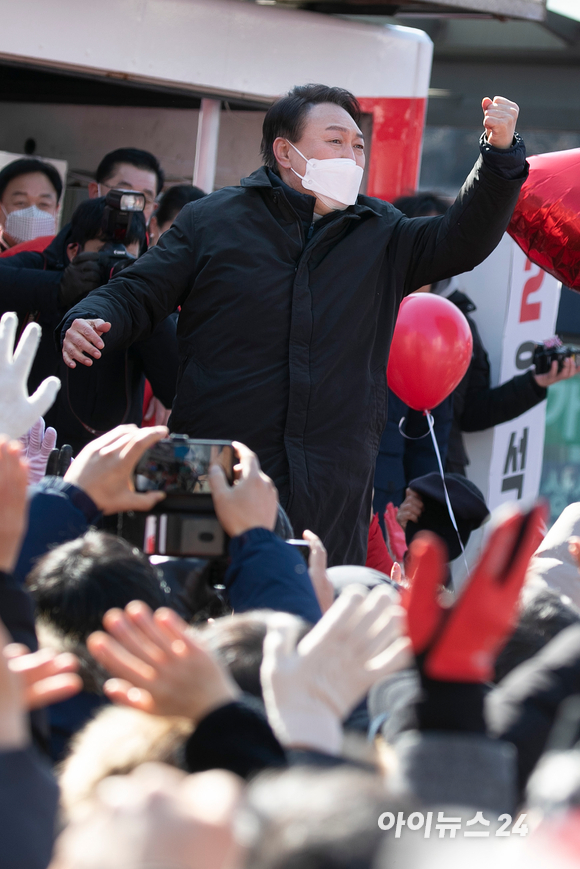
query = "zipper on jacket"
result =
(272, 189, 306, 248)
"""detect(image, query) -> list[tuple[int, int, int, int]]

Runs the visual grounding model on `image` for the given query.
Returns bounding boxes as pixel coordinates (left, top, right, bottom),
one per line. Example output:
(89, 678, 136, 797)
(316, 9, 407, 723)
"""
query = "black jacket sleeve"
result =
(0, 254, 62, 319)
(58, 207, 199, 354)
(457, 318, 546, 433)
(184, 698, 287, 779)
(391, 135, 528, 295)
(486, 624, 580, 793)
(131, 314, 179, 409)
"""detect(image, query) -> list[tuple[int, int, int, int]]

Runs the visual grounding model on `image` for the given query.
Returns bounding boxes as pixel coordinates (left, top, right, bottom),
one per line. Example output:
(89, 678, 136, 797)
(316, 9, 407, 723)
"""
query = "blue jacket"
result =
(16, 479, 322, 625)
(373, 389, 453, 531)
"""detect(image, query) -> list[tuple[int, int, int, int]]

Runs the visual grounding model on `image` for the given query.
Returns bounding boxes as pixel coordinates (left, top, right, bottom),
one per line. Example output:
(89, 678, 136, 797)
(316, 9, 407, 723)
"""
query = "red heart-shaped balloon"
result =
(508, 148, 580, 290)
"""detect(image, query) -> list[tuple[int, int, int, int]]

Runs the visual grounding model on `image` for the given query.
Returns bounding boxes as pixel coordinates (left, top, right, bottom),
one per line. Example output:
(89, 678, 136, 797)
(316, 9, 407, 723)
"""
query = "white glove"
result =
(0, 313, 60, 440)
(19, 417, 57, 485)
(260, 584, 412, 755)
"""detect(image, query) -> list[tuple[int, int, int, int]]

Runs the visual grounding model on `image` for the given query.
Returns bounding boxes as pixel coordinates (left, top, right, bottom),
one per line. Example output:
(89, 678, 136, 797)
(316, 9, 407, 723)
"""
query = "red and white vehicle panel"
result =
(0, 0, 432, 201)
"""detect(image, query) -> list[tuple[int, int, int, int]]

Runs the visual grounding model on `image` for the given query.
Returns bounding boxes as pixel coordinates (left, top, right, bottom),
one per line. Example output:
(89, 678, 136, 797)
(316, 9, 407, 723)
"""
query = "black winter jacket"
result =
(0, 227, 179, 454)
(445, 289, 546, 474)
(60, 141, 527, 565)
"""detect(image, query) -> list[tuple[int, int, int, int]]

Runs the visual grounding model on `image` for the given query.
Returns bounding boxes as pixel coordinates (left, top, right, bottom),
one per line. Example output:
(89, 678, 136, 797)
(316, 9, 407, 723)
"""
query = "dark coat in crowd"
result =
(373, 389, 453, 531)
(445, 288, 547, 475)
(60, 138, 528, 565)
(0, 227, 179, 454)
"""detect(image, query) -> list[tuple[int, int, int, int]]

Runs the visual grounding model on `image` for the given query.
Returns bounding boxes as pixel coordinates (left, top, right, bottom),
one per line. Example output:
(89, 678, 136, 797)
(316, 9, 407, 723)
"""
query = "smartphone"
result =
(134, 436, 234, 495)
(286, 539, 311, 563)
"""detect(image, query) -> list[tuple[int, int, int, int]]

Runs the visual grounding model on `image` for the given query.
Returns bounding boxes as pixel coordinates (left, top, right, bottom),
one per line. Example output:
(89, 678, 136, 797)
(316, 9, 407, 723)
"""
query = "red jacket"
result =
(0, 236, 55, 257)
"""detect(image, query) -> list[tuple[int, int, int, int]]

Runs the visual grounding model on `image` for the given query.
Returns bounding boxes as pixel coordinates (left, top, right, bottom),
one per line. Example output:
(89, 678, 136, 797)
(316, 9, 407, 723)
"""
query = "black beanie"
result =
(405, 472, 489, 561)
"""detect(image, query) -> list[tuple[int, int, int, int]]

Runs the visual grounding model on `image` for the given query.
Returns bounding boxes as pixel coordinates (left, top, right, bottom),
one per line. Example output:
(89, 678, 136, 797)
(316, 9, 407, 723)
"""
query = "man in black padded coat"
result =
(59, 84, 528, 566)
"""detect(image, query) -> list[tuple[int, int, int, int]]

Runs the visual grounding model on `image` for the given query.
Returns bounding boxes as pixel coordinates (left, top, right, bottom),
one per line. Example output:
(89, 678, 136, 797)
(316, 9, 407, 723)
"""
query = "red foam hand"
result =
(366, 513, 394, 575)
(403, 503, 547, 683)
(403, 532, 447, 655)
(508, 148, 580, 290)
(384, 502, 407, 563)
(426, 503, 546, 681)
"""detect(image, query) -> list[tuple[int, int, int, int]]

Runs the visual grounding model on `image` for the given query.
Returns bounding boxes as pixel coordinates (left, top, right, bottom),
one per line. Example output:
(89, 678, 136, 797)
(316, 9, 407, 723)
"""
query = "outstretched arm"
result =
(58, 205, 199, 367)
(392, 97, 528, 294)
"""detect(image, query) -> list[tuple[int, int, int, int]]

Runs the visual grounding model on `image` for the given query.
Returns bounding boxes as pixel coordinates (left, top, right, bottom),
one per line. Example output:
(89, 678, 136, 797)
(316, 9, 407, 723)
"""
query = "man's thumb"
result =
(124, 491, 166, 514)
(482, 97, 493, 111)
(208, 463, 228, 499)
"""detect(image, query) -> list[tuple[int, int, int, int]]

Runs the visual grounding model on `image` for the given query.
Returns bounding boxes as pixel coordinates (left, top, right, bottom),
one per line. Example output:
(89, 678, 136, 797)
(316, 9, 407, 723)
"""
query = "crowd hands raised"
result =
(0, 311, 577, 869)
(2, 86, 580, 869)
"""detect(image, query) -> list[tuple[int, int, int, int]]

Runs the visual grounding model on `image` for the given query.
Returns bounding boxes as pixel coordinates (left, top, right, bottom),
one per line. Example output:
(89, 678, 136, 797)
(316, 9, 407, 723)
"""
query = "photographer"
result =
(1, 197, 178, 454)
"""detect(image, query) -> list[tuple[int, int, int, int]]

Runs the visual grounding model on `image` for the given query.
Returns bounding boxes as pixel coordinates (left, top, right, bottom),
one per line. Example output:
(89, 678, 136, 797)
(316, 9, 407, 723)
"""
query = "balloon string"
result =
(424, 411, 471, 581)
(398, 416, 432, 441)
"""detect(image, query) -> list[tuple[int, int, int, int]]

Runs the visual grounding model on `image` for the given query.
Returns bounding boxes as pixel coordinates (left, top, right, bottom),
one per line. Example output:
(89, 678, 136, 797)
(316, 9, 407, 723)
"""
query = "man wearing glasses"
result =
(88, 148, 163, 223)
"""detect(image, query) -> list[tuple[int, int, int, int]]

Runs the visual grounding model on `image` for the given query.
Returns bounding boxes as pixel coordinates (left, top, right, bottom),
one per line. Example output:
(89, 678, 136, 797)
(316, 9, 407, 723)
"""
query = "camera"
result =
(98, 188, 146, 282)
(533, 339, 580, 375)
(118, 435, 235, 559)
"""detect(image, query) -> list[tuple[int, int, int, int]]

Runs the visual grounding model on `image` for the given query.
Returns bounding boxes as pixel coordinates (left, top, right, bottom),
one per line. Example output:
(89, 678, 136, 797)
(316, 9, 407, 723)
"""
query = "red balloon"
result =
(508, 148, 580, 290)
(387, 293, 473, 411)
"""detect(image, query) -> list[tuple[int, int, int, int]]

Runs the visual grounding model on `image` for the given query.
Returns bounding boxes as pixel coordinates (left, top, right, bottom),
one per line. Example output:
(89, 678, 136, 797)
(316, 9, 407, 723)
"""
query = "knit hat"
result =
(405, 472, 489, 561)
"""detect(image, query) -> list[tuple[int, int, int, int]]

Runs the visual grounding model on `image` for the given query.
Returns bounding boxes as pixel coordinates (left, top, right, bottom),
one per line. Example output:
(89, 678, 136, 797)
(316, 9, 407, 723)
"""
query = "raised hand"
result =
(4, 643, 81, 710)
(64, 424, 169, 515)
(0, 312, 60, 439)
(0, 437, 30, 572)
(18, 417, 57, 484)
(482, 96, 519, 150)
(62, 317, 111, 369)
(0, 618, 81, 749)
(87, 601, 240, 720)
(404, 502, 546, 682)
(303, 529, 334, 614)
(209, 441, 278, 537)
(396, 489, 424, 532)
(260, 585, 411, 753)
(385, 500, 408, 560)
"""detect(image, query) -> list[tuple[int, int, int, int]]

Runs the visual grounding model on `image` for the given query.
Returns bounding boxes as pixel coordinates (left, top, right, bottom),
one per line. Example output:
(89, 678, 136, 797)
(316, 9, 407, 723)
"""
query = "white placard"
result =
(461, 237, 561, 510)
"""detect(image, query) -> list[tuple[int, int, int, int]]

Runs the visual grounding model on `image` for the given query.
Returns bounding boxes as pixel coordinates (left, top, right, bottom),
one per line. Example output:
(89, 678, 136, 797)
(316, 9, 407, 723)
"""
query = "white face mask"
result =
(288, 142, 363, 211)
(2, 205, 56, 243)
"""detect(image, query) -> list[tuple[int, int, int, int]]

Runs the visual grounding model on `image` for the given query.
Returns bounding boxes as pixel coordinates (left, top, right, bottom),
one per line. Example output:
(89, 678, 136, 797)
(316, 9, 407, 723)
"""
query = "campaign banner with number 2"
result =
(461, 235, 561, 511)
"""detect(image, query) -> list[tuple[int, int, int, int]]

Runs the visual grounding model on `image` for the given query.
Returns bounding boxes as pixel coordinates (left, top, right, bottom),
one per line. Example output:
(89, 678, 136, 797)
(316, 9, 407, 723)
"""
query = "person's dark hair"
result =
(246, 766, 411, 869)
(0, 157, 63, 203)
(261, 84, 361, 170)
(154, 184, 206, 228)
(28, 530, 171, 642)
(199, 610, 311, 699)
(494, 588, 580, 683)
(95, 148, 165, 195)
(69, 197, 147, 249)
(393, 192, 450, 218)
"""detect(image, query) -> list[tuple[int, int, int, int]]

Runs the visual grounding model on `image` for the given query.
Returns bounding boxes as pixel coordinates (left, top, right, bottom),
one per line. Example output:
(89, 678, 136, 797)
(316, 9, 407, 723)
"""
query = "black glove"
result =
(46, 444, 73, 477)
(59, 251, 103, 307)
